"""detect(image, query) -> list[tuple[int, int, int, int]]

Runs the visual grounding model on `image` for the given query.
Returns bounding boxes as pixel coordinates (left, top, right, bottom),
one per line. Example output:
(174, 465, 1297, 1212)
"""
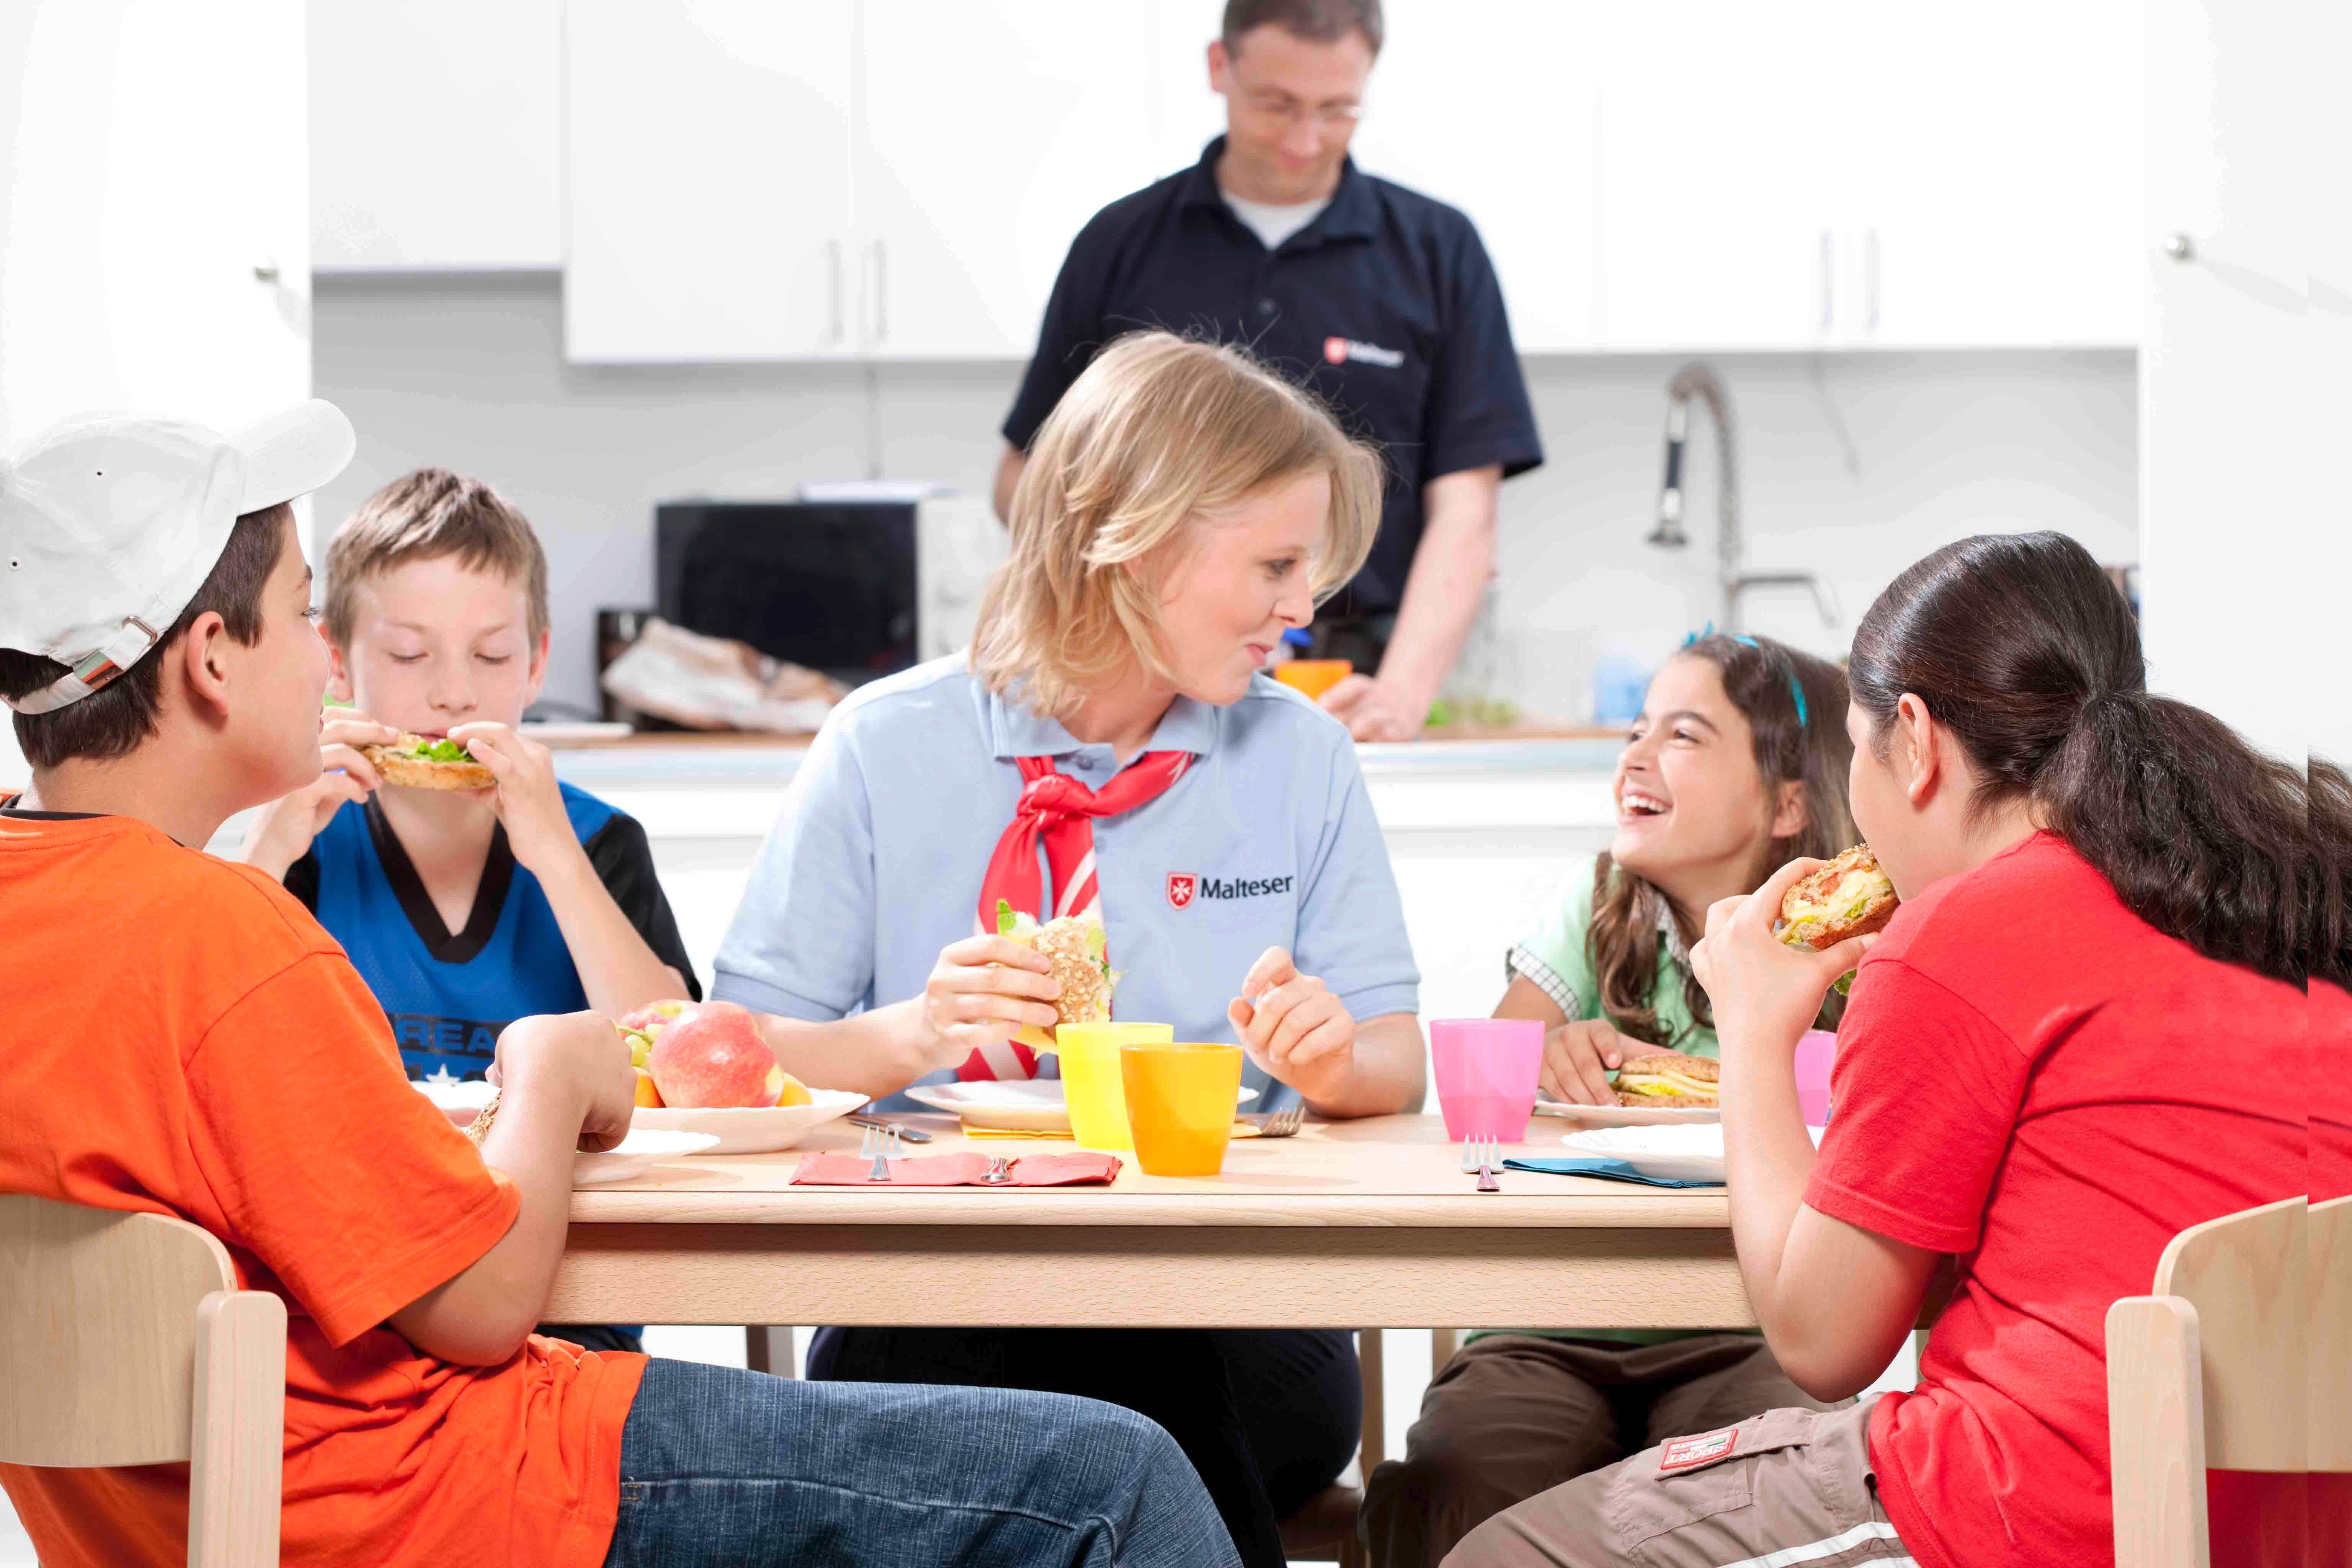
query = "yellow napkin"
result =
(962, 1125, 1075, 1140)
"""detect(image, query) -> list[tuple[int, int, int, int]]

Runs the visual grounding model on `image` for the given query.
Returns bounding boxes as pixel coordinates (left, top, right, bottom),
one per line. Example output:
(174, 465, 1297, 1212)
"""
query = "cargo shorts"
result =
(1441, 1396, 1914, 1568)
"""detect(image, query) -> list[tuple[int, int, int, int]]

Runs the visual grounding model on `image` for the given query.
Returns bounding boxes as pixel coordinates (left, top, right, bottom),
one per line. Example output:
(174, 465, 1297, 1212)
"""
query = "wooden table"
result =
(550, 1113, 1749, 1330)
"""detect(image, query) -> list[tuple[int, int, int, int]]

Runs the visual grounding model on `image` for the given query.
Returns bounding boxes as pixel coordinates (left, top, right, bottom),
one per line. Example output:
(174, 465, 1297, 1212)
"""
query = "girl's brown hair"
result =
(1586, 634, 1857, 1045)
(1849, 531, 2332, 986)
(970, 331, 1382, 720)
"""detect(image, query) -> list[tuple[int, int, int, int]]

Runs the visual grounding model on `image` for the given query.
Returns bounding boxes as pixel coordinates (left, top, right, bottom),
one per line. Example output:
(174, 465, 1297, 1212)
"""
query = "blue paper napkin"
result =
(1503, 1156, 1725, 1189)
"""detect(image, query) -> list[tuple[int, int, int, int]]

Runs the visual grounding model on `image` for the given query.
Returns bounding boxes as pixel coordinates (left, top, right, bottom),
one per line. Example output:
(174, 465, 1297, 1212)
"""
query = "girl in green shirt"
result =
(1363, 633, 1858, 1566)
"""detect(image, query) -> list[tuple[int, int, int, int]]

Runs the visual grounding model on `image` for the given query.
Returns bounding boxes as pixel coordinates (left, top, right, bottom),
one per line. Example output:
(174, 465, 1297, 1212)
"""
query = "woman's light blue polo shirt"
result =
(710, 657, 1420, 1109)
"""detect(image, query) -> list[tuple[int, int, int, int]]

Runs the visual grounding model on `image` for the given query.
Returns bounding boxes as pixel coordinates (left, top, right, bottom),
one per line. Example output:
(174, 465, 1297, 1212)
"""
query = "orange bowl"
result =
(1272, 659, 1352, 701)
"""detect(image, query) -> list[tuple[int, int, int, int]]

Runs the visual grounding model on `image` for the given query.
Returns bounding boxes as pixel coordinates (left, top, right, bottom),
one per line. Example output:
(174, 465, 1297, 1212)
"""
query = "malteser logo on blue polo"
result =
(1166, 872, 1294, 910)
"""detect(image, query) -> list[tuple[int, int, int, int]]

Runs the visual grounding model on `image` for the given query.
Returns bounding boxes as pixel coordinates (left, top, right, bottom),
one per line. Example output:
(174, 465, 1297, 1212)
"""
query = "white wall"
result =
(313, 275, 2138, 720)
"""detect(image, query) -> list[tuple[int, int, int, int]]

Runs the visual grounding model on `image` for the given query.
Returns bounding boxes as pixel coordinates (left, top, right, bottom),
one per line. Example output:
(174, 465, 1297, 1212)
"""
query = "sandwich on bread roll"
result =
(361, 733, 496, 791)
(1777, 844, 1899, 951)
(995, 900, 1115, 1051)
(1613, 1052, 1719, 1109)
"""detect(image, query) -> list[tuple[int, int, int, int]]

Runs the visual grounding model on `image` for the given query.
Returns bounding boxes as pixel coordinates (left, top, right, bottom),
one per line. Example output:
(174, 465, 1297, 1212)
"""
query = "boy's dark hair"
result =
(0, 503, 291, 770)
(1223, 0, 1382, 54)
(323, 469, 549, 646)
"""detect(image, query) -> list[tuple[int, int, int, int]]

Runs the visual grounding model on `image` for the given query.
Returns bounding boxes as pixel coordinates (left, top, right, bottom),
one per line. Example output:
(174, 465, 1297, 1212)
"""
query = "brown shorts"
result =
(1442, 1396, 1913, 1568)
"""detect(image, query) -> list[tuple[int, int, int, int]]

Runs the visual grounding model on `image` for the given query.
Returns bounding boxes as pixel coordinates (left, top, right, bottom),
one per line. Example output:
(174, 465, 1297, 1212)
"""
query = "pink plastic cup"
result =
(1430, 1018, 1545, 1143)
(1795, 1029, 1838, 1126)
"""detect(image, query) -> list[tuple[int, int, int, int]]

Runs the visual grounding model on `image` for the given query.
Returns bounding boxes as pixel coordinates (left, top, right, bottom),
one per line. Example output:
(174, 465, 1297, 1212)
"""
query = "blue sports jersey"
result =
(299, 781, 697, 1080)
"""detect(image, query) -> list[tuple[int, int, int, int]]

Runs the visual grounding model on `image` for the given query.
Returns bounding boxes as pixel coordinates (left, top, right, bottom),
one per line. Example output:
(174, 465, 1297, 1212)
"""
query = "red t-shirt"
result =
(1805, 833, 2308, 1568)
(0, 813, 644, 1568)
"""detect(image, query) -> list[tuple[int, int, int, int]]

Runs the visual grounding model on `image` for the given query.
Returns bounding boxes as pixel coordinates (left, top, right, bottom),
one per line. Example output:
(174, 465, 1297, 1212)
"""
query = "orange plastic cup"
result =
(1056, 1022, 1174, 1149)
(1119, 1042, 1245, 1177)
(1272, 659, 1352, 701)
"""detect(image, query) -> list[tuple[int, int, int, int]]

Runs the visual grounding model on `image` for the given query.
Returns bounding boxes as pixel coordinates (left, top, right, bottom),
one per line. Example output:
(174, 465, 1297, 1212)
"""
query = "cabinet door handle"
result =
(869, 238, 887, 345)
(1866, 228, 1880, 333)
(829, 238, 845, 345)
(1818, 230, 1836, 334)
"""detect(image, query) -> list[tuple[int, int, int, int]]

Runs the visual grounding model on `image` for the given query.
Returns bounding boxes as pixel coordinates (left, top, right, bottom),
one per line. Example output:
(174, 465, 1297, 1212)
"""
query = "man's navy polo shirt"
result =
(1002, 137, 1545, 618)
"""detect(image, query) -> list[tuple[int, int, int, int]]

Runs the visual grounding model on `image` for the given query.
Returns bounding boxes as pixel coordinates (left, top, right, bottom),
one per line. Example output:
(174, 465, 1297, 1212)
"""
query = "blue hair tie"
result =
(1727, 633, 1808, 728)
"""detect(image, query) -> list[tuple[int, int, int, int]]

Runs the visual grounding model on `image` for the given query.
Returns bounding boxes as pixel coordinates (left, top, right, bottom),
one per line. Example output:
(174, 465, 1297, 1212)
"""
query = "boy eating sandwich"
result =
(0, 405, 1236, 1568)
(242, 468, 699, 1086)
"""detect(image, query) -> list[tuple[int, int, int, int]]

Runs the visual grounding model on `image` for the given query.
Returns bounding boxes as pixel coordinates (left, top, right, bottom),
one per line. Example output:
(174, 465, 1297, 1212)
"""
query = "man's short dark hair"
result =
(1223, 0, 1383, 55)
(0, 503, 290, 770)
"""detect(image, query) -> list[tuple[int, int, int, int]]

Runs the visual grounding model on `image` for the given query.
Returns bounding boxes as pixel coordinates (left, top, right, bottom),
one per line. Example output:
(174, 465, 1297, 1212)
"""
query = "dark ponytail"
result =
(1849, 532, 2333, 988)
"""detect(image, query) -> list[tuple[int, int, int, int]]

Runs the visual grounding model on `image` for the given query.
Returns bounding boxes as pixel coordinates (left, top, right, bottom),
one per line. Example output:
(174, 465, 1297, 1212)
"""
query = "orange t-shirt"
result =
(0, 811, 644, 1568)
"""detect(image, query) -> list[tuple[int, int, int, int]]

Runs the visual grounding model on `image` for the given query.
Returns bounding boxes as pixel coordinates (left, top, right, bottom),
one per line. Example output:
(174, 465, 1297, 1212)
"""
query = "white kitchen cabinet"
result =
(1598, 0, 2138, 351)
(1595, 2, 1852, 351)
(310, 0, 563, 271)
(2139, 0, 2306, 764)
(853, 1, 1158, 359)
(0, 0, 310, 444)
(565, 1, 857, 362)
(1346, 0, 1601, 353)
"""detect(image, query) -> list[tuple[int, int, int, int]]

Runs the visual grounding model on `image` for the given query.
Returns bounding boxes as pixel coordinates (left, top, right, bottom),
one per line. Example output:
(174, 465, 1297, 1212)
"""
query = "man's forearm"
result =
(992, 445, 1027, 524)
(1379, 466, 1502, 712)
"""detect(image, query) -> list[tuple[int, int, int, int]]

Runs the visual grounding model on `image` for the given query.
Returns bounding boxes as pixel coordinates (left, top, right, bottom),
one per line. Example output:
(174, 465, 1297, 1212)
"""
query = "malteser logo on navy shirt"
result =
(1168, 871, 1294, 909)
(1323, 335, 1405, 369)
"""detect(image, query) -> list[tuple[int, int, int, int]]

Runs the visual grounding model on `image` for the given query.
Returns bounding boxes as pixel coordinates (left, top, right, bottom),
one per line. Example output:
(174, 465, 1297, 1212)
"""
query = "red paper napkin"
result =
(791, 1152, 1121, 1187)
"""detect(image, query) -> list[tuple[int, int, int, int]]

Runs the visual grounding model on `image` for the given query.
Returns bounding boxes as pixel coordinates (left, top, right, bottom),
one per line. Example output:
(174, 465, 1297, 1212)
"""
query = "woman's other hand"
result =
(1228, 946, 1357, 1103)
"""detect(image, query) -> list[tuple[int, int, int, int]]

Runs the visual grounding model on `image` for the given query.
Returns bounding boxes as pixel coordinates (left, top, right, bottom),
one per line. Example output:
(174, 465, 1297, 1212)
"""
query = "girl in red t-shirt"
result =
(1449, 531, 2327, 1568)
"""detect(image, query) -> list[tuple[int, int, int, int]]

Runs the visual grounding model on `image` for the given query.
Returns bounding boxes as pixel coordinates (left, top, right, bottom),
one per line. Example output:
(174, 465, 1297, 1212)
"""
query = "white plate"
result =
(629, 1089, 866, 1153)
(416, 1077, 497, 1119)
(574, 1128, 721, 1184)
(1559, 1123, 1823, 1184)
(904, 1079, 1258, 1134)
(1534, 1097, 1720, 1128)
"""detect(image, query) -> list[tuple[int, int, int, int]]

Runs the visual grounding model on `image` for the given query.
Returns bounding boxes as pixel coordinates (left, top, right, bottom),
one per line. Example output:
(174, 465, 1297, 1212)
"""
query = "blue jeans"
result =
(602, 1356, 1242, 1566)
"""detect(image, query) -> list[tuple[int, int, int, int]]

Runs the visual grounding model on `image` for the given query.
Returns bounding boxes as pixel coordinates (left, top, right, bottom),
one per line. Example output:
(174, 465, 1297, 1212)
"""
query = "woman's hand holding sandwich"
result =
(918, 934, 1062, 1067)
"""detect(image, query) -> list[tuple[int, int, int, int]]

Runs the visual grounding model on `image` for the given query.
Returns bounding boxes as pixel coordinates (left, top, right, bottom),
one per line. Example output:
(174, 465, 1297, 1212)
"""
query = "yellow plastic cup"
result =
(1272, 659, 1352, 701)
(1119, 1042, 1245, 1177)
(1056, 1022, 1173, 1149)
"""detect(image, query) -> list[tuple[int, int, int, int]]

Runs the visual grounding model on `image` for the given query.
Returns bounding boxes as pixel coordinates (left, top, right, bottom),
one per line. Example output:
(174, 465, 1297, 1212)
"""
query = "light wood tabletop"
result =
(551, 1113, 1753, 1331)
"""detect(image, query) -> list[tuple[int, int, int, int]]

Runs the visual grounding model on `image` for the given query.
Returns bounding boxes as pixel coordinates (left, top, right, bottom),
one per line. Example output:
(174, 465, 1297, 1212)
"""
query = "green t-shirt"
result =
(1475, 856, 1747, 1348)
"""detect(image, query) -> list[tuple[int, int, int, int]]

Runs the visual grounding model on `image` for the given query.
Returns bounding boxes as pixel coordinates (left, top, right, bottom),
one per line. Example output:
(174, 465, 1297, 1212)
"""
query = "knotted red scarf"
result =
(962, 750, 1192, 1081)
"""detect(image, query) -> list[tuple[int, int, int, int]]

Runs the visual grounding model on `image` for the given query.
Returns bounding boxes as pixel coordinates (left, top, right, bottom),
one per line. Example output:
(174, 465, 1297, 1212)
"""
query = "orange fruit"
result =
(633, 1068, 664, 1108)
(769, 1067, 812, 1108)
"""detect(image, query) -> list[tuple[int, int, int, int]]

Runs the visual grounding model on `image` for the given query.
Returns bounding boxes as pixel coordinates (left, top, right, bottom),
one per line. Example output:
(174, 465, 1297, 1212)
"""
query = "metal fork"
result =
(1243, 1106, 1305, 1138)
(861, 1122, 902, 1182)
(981, 1155, 1014, 1185)
(1462, 1135, 1503, 1193)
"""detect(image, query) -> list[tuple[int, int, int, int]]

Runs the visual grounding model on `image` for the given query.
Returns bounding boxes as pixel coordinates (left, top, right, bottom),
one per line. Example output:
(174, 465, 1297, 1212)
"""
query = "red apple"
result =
(646, 1001, 785, 1109)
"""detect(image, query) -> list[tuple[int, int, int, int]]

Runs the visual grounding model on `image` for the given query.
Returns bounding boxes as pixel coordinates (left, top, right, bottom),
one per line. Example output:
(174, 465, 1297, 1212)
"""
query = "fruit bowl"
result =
(627, 1089, 867, 1154)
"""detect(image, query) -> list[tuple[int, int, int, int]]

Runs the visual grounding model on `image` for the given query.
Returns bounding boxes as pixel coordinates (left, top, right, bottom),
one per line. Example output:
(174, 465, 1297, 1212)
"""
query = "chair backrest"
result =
(2311, 1194, 2350, 1475)
(2149, 1193, 2306, 1473)
(0, 1194, 285, 1566)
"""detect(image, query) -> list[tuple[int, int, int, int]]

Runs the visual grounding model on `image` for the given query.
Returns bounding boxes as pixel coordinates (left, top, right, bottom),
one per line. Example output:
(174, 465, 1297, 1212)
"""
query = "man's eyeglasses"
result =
(1236, 91, 1364, 131)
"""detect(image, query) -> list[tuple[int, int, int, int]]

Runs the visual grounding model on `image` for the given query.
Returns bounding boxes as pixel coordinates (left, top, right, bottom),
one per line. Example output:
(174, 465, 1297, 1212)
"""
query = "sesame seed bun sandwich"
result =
(361, 733, 495, 791)
(1777, 844, 1900, 950)
(994, 900, 1114, 1050)
(1613, 1051, 1720, 1109)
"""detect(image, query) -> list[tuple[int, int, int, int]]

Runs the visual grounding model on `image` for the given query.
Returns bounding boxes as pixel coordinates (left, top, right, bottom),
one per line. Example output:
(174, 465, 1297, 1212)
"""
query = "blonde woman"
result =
(712, 331, 1425, 1566)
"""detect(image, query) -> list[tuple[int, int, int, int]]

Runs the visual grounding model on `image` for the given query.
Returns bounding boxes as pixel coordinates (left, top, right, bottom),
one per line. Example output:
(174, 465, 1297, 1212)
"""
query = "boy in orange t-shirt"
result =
(0, 403, 1236, 1568)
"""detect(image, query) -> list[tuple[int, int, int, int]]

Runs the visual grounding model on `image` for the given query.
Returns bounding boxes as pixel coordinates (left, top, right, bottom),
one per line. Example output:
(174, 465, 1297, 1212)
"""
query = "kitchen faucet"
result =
(1649, 362, 1838, 634)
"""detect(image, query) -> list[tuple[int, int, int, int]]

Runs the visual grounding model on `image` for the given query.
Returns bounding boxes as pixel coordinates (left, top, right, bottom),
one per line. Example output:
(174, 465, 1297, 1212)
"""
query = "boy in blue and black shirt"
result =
(243, 467, 697, 1350)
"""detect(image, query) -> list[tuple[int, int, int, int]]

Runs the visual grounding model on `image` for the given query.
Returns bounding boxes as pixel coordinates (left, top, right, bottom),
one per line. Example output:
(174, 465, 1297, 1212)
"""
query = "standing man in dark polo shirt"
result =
(994, 0, 1543, 742)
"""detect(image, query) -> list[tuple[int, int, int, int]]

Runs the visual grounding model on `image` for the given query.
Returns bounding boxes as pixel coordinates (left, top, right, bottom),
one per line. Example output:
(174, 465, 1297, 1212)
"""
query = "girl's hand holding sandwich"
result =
(1540, 1018, 1631, 1106)
(241, 705, 401, 879)
(1690, 857, 1878, 1058)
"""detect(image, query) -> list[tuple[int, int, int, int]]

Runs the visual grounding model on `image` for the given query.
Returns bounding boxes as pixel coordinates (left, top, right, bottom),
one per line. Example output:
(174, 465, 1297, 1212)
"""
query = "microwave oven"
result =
(653, 495, 1003, 687)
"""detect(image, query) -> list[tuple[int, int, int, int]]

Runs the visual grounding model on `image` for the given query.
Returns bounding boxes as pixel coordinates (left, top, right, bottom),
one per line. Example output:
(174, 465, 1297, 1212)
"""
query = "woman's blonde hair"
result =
(970, 331, 1383, 718)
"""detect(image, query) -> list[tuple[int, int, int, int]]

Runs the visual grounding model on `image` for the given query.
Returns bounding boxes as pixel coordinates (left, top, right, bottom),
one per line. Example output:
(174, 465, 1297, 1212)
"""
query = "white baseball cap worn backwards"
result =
(0, 399, 356, 715)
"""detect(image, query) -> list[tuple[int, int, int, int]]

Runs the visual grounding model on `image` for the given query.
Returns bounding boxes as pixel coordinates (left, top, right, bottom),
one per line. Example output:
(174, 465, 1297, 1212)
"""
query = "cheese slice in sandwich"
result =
(1613, 1052, 1719, 1107)
(1777, 844, 1899, 951)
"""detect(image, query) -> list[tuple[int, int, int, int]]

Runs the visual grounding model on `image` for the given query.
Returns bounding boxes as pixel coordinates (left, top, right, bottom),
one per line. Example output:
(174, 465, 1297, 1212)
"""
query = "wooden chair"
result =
(0, 1195, 286, 1566)
(2106, 1193, 2345, 1568)
(1277, 1328, 1383, 1568)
